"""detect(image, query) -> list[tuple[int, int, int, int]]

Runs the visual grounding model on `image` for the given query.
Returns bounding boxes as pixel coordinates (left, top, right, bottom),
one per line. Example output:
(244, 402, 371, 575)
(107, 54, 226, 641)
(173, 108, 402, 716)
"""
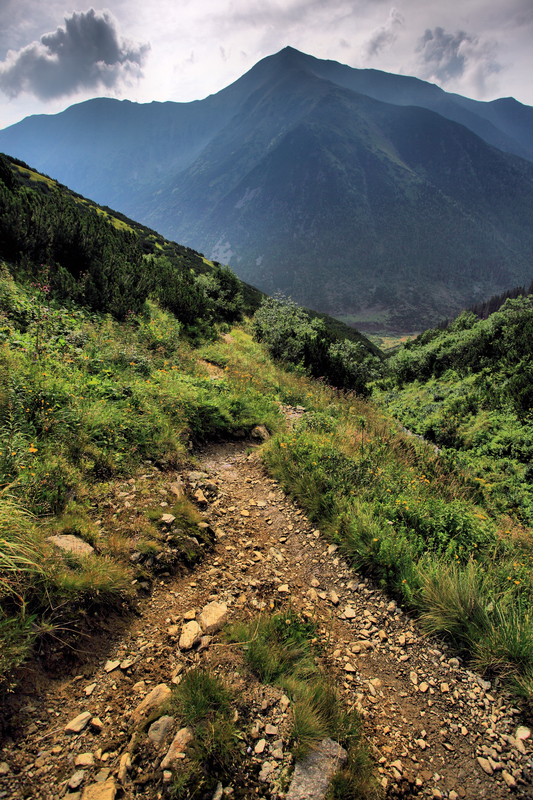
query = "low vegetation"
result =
(229, 608, 375, 800)
(165, 608, 376, 799)
(2, 151, 533, 800)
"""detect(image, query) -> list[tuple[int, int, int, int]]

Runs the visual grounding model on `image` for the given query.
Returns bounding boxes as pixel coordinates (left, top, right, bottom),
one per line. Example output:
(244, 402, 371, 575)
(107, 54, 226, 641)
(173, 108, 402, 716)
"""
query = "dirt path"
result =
(1, 437, 532, 800)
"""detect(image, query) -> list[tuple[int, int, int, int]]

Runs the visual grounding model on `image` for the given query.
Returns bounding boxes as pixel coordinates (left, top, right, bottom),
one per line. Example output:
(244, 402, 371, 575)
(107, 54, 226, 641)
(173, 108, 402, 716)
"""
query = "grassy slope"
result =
(202, 329, 533, 701)
(7, 154, 377, 350)
(1, 280, 533, 711)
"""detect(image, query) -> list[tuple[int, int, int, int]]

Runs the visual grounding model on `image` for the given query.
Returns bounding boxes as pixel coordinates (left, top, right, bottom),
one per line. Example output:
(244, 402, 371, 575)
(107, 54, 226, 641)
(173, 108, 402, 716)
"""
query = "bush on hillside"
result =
(252, 295, 381, 394)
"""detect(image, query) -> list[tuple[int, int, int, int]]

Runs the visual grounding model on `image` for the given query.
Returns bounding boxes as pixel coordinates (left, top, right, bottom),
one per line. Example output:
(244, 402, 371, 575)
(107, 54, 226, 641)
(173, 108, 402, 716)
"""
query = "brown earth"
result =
(1, 433, 532, 800)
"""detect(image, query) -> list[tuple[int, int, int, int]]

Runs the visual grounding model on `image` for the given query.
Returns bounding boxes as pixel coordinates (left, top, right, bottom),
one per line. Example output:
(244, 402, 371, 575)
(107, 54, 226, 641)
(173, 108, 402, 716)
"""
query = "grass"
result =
(169, 669, 241, 798)
(228, 608, 376, 795)
(0, 282, 284, 687)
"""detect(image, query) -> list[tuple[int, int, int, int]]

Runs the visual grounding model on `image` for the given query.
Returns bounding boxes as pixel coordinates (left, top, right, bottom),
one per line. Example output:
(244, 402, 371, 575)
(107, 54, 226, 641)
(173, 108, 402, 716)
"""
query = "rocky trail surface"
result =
(1, 433, 533, 800)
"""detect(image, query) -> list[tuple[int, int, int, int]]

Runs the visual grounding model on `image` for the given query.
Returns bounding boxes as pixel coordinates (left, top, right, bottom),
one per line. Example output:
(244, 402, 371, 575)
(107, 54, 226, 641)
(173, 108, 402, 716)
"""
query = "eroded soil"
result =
(1, 436, 532, 800)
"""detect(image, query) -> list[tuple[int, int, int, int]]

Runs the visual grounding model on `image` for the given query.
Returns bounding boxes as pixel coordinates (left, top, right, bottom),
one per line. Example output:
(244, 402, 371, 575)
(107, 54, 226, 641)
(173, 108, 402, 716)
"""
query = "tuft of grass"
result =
(170, 669, 241, 798)
(172, 668, 233, 725)
(228, 609, 374, 788)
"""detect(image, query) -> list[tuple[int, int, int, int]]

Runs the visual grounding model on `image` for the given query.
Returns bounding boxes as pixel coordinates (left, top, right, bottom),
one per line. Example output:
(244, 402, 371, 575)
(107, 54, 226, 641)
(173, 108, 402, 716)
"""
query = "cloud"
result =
(414, 26, 501, 94)
(0, 7, 150, 100)
(364, 7, 404, 59)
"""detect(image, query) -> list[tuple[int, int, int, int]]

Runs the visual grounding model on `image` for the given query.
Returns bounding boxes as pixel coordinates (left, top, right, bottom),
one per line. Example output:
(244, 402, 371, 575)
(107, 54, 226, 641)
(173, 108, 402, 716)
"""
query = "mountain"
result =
(1, 47, 533, 331)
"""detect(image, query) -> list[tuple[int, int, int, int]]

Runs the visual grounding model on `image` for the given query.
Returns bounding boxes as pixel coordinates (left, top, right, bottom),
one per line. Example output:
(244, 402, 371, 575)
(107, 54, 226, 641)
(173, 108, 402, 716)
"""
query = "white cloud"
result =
(414, 25, 501, 96)
(364, 7, 405, 59)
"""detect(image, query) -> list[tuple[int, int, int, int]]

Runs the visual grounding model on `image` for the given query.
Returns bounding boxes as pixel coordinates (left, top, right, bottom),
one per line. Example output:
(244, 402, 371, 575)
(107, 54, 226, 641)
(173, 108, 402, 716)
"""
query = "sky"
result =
(0, 0, 532, 129)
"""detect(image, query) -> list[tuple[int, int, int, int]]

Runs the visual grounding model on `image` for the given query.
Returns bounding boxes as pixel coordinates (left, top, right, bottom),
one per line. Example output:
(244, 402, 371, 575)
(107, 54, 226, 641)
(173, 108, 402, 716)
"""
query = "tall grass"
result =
(256, 360, 533, 698)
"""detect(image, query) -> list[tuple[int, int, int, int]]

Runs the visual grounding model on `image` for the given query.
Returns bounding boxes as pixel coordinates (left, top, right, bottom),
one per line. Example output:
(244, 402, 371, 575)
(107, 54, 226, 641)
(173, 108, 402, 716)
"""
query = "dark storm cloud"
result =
(0, 7, 150, 100)
(364, 7, 404, 58)
(415, 26, 500, 90)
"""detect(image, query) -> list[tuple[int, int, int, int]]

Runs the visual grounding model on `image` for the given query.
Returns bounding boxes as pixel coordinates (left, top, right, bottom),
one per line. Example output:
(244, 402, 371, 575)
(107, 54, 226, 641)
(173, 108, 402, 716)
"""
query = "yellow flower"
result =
(29, 444, 38, 453)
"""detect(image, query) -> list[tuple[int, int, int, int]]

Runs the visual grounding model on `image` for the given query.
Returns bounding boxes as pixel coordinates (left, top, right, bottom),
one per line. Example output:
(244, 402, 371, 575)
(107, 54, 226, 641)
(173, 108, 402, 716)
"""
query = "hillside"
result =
(1, 154, 533, 799)
(0, 152, 375, 350)
(378, 297, 533, 525)
(1, 48, 533, 331)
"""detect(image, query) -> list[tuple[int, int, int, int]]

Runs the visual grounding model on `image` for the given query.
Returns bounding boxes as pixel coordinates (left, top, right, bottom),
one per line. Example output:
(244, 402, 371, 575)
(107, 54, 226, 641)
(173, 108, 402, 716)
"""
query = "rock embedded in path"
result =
(65, 712, 92, 734)
(148, 716, 175, 746)
(198, 601, 228, 634)
(179, 620, 202, 650)
(131, 684, 171, 726)
(81, 779, 117, 800)
(160, 727, 194, 769)
(48, 534, 94, 556)
(286, 738, 347, 800)
(69, 771, 86, 790)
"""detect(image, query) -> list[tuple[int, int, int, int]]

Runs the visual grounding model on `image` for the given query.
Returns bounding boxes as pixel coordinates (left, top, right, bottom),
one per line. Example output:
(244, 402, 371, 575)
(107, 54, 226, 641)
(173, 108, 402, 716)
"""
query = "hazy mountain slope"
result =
(142, 68, 533, 329)
(284, 48, 533, 162)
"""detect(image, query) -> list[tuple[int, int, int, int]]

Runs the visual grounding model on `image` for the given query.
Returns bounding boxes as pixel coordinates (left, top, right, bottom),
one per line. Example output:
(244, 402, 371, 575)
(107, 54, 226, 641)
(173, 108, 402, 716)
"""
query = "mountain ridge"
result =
(1, 47, 533, 331)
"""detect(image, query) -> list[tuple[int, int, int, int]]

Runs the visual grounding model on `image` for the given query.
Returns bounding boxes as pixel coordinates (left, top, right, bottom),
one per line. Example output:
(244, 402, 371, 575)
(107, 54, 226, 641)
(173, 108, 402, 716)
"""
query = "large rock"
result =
(148, 715, 175, 746)
(48, 535, 94, 556)
(160, 727, 194, 769)
(179, 621, 202, 650)
(81, 779, 117, 800)
(286, 738, 348, 800)
(198, 601, 228, 635)
(131, 684, 171, 726)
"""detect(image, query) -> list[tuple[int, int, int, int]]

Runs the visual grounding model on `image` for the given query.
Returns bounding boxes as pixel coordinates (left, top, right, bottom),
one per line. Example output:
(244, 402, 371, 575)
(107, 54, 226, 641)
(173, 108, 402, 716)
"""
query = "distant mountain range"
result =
(1, 46, 533, 331)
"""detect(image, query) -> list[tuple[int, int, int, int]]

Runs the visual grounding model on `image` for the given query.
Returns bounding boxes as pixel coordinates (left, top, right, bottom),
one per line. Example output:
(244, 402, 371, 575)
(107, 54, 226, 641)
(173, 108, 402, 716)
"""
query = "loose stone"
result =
(75, 753, 95, 767)
(476, 756, 493, 775)
(179, 620, 202, 650)
(161, 727, 194, 769)
(198, 601, 228, 634)
(65, 712, 92, 734)
(131, 684, 171, 726)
